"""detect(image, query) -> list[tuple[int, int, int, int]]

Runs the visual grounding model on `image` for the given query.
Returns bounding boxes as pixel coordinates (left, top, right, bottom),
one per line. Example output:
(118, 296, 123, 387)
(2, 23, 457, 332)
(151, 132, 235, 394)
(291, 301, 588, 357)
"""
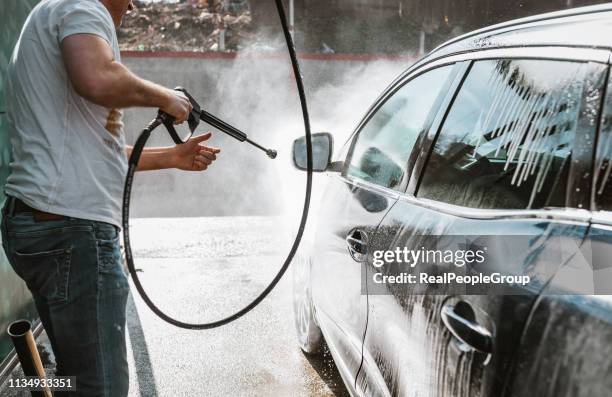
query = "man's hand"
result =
(171, 132, 221, 171)
(161, 89, 192, 124)
(126, 132, 220, 172)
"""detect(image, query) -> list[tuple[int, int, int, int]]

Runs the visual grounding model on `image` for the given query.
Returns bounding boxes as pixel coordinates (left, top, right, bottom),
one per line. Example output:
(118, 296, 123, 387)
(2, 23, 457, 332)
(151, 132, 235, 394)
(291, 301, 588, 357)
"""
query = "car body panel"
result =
(361, 198, 591, 397)
(502, 72, 612, 395)
(504, 287, 612, 396)
(310, 174, 398, 390)
(309, 61, 463, 393)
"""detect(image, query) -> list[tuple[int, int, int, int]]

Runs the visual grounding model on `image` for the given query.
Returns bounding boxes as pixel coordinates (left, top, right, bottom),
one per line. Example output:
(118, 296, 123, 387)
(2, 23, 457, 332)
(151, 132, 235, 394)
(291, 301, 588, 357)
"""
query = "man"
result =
(1, 0, 219, 395)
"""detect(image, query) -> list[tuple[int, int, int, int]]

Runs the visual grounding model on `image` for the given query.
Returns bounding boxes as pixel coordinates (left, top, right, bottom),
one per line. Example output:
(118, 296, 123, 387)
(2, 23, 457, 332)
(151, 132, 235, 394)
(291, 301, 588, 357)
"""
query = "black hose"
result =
(122, 0, 312, 329)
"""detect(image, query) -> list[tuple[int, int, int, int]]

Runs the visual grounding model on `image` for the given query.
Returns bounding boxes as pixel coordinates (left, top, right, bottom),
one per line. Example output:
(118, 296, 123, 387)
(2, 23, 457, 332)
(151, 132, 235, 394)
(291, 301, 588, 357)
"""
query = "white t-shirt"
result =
(4, 0, 126, 227)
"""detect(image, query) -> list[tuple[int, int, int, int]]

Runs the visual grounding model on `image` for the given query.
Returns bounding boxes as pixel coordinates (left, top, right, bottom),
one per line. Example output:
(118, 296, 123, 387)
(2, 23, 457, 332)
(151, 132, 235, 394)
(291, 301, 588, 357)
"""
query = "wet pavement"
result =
(2, 216, 348, 396)
(125, 216, 348, 396)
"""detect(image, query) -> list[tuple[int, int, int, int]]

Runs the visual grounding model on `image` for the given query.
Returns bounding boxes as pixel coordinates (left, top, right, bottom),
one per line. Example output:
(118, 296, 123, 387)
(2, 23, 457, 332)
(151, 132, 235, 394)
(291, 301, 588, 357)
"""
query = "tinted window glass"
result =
(346, 65, 453, 190)
(418, 59, 588, 210)
(595, 76, 612, 211)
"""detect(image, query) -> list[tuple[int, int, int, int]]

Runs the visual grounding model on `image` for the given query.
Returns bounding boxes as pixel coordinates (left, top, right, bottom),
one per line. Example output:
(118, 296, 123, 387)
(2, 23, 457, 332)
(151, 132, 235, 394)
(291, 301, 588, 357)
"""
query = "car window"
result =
(346, 65, 454, 190)
(595, 75, 612, 211)
(418, 59, 589, 210)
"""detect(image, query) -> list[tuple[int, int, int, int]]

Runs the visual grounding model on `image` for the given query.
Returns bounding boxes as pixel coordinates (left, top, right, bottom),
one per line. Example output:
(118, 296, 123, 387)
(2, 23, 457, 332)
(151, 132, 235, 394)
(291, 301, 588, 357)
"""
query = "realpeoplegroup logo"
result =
(372, 269, 531, 286)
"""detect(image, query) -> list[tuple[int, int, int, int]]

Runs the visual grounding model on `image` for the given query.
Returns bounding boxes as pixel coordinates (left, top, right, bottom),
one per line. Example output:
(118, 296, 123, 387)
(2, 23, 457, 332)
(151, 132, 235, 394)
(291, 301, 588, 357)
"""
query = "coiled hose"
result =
(122, 0, 313, 329)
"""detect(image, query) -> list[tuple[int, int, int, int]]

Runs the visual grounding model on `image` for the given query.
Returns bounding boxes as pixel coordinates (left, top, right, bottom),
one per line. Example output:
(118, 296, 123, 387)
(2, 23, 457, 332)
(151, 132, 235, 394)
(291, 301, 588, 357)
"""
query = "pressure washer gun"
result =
(158, 87, 277, 159)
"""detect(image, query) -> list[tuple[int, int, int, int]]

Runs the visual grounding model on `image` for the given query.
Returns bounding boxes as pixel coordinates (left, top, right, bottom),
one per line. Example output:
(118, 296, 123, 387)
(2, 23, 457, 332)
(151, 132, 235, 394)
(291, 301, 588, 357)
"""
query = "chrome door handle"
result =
(346, 228, 368, 262)
(441, 304, 492, 354)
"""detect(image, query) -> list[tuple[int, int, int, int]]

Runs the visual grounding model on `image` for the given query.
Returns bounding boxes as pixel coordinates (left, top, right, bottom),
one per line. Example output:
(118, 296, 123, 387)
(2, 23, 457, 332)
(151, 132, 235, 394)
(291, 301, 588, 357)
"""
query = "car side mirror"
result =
(292, 132, 334, 172)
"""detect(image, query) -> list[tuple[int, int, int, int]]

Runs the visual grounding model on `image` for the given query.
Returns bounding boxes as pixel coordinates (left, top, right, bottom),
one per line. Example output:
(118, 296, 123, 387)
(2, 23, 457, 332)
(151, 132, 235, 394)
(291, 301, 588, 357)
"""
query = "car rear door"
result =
(310, 63, 459, 393)
(361, 49, 607, 397)
(503, 66, 612, 397)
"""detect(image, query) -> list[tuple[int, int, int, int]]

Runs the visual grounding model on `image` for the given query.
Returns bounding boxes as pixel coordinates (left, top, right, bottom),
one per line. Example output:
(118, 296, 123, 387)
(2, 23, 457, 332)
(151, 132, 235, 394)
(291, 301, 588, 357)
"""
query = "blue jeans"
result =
(1, 199, 129, 396)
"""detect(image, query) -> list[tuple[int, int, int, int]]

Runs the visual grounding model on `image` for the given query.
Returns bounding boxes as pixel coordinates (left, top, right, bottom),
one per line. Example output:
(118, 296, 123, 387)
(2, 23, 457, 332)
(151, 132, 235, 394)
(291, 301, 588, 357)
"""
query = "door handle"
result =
(441, 304, 492, 354)
(346, 228, 368, 262)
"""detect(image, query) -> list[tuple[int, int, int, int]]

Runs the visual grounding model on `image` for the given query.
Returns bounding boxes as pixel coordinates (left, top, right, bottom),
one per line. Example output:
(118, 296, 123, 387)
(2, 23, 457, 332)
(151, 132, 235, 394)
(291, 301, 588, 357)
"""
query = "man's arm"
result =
(61, 34, 221, 172)
(61, 34, 191, 122)
(126, 133, 221, 172)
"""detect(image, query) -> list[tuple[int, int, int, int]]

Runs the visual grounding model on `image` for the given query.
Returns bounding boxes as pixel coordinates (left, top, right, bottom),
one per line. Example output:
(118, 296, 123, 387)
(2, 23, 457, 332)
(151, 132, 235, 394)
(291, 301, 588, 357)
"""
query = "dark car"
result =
(291, 4, 612, 397)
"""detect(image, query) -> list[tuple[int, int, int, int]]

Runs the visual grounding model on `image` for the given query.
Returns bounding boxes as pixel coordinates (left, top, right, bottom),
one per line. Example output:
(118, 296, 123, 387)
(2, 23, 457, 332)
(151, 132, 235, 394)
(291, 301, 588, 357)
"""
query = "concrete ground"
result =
(2, 216, 348, 396)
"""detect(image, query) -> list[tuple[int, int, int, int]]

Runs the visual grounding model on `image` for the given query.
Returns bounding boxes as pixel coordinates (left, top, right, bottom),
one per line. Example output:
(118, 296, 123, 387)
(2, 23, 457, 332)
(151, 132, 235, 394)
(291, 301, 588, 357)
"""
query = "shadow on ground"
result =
(304, 342, 351, 397)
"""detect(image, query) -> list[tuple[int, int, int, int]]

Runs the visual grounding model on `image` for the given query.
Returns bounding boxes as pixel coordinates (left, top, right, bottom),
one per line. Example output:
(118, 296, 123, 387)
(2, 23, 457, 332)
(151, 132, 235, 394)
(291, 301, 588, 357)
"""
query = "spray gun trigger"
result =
(187, 111, 199, 133)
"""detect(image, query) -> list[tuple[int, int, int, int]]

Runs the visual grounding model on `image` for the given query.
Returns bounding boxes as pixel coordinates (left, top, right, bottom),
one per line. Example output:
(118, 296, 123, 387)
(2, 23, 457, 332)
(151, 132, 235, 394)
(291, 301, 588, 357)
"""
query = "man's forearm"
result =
(125, 146, 175, 171)
(61, 34, 169, 109)
(85, 61, 170, 109)
(61, 34, 190, 121)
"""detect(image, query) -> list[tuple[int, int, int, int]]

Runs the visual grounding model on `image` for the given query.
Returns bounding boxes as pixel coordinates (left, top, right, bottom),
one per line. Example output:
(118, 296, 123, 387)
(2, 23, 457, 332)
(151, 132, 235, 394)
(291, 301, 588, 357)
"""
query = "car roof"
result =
(416, 3, 612, 68)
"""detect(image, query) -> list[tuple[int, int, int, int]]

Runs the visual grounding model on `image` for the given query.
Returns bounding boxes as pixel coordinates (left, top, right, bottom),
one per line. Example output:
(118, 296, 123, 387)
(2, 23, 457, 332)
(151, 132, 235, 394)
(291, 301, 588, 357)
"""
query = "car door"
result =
(503, 68, 612, 397)
(361, 51, 606, 397)
(310, 63, 458, 392)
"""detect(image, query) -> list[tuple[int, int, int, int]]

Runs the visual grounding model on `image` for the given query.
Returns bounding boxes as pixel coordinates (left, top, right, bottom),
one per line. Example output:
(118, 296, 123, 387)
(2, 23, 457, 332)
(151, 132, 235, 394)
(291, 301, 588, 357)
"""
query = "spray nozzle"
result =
(159, 87, 277, 160)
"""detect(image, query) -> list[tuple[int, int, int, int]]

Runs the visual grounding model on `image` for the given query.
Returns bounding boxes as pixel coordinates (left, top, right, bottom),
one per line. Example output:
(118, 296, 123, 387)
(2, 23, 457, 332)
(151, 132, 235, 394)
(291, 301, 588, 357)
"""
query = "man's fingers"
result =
(191, 132, 212, 143)
(200, 146, 221, 154)
(195, 155, 212, 165)
(176, 92, 192, 112)
(165, 89, 192, 124)
(199, 151, 217, 161)
(172, 107, 189, 124)
(193, 160, 208, 171)
(176, 103, 190, 124)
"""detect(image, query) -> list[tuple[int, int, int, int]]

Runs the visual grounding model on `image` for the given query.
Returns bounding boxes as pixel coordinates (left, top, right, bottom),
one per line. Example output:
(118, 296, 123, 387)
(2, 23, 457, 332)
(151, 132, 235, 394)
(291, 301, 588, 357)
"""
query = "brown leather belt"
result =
(9, 197, 65, 222)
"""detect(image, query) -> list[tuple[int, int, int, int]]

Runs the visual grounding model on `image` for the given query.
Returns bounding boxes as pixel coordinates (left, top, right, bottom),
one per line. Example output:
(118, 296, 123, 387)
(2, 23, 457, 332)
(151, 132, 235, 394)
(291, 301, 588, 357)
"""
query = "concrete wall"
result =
(122, 52, 411, 217)
(253, 0, 612, 54)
